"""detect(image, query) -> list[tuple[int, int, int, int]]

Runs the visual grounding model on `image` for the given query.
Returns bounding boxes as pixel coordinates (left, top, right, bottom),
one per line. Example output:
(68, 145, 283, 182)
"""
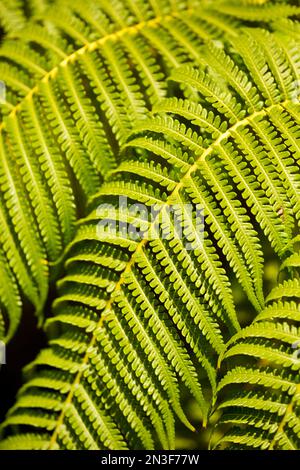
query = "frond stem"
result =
(48, 98, 290, 448)
(0, 8, 196, 131)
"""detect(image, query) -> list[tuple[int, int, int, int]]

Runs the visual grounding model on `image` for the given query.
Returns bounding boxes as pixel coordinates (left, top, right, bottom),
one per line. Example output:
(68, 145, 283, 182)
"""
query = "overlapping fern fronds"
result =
(1, 26, 299, 449)
(4, 0, 294, 339)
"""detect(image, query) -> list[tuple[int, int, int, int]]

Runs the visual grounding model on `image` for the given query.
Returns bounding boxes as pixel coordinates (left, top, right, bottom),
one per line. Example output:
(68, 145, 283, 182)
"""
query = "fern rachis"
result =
(1, 0, 294, 339)
(0, 0, 300, 452)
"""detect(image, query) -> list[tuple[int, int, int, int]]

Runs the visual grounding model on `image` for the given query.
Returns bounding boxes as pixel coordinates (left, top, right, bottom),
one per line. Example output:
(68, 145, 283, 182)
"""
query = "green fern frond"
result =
(2, 0, 289, 339)
(215, 0, 300, 21)
(0, 0, 56, 44)
(1, 28, 299, 449)
(0, 1, 34, 34)
(215, 248, 300, 450)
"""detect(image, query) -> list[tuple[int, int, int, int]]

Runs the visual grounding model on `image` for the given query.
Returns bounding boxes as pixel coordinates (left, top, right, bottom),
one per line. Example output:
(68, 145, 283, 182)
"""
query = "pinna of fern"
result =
(214, 240, 300, 450)
(0, 0, 53, 34)
(0, 28, 299, 450)
(3, 0, 293, 340)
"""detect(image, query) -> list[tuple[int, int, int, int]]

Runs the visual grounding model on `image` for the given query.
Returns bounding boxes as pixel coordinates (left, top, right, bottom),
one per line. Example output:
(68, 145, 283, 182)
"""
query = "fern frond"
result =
(215, 0, 300, 22)
(0, 1, 31, 34)
(2, 0, 288, 339)
(1, 29, 299, 449)
(215, 247, 300, 450)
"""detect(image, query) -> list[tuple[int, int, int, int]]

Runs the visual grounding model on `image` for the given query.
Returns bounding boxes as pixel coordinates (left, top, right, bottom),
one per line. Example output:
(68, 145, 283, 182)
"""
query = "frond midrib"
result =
(0, 7, 197, 134)
(48, 94, 292, 449)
